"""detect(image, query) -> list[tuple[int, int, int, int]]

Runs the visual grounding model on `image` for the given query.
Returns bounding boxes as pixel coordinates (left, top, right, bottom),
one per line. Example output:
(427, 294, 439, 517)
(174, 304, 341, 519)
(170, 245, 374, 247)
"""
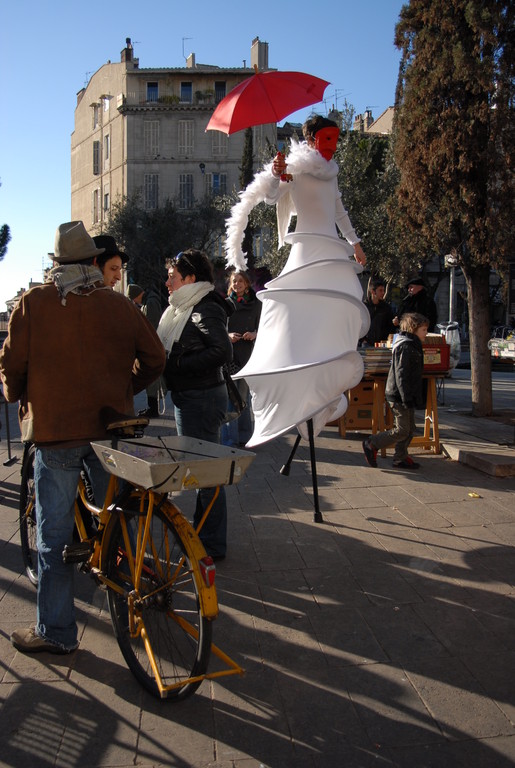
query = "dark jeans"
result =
(172, 383, 228, 557)
(369, 403, 416, 462)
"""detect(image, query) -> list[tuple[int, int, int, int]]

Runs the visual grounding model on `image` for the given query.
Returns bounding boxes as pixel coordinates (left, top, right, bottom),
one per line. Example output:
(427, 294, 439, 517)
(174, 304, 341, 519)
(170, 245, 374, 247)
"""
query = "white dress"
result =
(225, 140, 370, 447)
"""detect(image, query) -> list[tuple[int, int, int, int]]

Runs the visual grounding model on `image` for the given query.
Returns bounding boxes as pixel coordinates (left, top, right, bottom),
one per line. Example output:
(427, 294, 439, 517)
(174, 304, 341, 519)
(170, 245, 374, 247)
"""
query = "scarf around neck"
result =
(157, 281, 214, 352)
(48, 263, 106, 305)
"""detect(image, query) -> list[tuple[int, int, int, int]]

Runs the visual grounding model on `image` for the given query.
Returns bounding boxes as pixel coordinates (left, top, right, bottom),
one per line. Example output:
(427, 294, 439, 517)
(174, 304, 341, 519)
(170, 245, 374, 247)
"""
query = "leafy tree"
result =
(239, 128, 255, 269)
(336, 129, 398, 279)
(0, 224, 10, 263)
(105, 194, 226, 302)
(0, 178, 10, 264)
(393, 0, 514, 415)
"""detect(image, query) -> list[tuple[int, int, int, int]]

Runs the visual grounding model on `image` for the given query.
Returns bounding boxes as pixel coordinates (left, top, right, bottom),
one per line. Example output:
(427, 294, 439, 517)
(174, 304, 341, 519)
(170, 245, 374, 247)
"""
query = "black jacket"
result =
(396, 289, 437, 332)
(385, 332, 424, 408)
(165, 292, 233, 392)
(363, 299, 394, 345)
(226, 289, 262, 370)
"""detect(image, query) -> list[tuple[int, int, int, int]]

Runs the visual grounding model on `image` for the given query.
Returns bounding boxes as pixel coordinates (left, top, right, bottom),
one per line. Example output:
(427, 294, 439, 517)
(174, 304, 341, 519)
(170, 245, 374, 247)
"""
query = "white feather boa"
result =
(224, 140, 339, 270)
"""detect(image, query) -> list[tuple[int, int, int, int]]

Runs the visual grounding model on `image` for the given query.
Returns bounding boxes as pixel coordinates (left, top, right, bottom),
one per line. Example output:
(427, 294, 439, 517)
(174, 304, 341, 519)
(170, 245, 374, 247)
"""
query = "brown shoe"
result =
(11, 627, 77, 655)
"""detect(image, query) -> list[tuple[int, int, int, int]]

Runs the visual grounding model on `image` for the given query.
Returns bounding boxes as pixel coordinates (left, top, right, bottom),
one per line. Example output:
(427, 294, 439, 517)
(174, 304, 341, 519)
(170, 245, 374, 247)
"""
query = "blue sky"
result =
(0, 0, 406, 311)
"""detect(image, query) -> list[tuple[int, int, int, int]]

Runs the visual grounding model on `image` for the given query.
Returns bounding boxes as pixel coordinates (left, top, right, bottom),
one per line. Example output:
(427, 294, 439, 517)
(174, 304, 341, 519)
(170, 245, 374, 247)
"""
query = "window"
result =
(92, 188, 100, 224)
(144, 174, 159, 210)
(178, 120, 194, 155)
(180, 82, 192, 103)
(146, 82, 158, 102)
(92, 104, 100, 129)
(214, 81, 226, 103)
(103, 183, 110, 212)
(179, 174, 194, 209)
(211, 131, 228, 157)
(93, 141, 101, 175)
(205, 173, 227, 197)
(144, 120, 160, 157)
(103, 134, 110, 168)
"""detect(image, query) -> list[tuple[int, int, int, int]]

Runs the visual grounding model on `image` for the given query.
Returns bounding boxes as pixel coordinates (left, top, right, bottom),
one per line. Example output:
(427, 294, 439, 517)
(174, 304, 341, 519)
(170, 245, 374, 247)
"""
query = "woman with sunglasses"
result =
(158, 249, 233, 560)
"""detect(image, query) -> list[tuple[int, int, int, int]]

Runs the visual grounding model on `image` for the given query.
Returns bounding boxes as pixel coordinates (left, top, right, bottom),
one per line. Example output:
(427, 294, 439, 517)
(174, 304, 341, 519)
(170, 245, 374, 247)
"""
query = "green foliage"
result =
(239, 128, 255, 268)
(0, 223, 10, 263)
(105, 194, 226, 292)
(393, 0, 514, 414)
(393, 0, 514, 276)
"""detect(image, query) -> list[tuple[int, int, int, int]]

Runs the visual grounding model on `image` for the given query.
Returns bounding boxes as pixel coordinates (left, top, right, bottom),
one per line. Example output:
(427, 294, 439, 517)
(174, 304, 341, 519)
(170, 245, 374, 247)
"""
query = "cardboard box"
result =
(423, 343, 450, 372)
(348, 382, 374, 405)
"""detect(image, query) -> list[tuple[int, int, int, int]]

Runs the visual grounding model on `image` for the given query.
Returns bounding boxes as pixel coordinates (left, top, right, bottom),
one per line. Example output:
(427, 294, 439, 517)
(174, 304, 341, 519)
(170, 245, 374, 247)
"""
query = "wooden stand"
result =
(410, 376, 440, 453)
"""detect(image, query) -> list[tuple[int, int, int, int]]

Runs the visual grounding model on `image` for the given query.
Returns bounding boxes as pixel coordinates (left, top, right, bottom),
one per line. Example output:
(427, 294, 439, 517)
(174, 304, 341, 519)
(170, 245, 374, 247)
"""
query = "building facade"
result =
(71, 37, 276, 231)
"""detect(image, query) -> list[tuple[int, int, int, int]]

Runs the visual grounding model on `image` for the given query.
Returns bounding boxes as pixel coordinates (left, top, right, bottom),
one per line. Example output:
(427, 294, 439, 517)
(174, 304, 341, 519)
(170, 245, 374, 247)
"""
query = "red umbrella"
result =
(205, 70, 330, 135)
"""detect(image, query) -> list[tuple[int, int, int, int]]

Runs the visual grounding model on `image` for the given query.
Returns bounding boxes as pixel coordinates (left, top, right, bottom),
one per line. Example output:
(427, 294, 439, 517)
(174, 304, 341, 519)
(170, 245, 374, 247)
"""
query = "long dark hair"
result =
(168, 249, 214, 283)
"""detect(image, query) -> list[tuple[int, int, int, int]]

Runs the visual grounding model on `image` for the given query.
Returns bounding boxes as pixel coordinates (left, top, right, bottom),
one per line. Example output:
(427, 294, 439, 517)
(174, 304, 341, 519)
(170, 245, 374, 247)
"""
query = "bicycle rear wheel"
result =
(19, 443, 38, 587)
(105, 500, 213, 700)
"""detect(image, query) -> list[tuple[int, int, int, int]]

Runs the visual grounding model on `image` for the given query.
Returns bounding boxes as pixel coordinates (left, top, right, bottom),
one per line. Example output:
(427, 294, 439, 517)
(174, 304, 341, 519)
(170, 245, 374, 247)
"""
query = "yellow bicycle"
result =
(18, 414, 254, 701)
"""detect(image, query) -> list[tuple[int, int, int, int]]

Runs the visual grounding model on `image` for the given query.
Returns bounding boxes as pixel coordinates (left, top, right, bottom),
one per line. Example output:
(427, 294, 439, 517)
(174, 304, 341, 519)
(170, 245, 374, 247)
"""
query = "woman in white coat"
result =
(225, 115, 369, 447)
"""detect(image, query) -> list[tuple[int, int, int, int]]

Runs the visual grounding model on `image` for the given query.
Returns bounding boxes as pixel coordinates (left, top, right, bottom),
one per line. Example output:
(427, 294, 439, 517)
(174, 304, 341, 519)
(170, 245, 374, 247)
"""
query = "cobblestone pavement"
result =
(0, 372, 514, 767)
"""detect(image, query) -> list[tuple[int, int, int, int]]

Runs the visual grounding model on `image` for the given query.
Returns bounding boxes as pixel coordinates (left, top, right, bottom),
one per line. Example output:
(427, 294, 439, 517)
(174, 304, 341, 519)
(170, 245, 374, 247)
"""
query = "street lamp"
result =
(444, 253, 459, 323)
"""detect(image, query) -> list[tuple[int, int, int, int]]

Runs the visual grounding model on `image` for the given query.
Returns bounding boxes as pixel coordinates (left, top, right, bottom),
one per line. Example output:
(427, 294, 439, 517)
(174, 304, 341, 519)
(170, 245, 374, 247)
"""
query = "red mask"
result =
(314, 127, 340, 161)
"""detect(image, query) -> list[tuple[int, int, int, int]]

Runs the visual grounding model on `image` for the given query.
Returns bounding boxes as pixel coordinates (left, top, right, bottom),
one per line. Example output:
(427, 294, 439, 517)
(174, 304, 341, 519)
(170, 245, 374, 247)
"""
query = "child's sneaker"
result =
(393, 457, 420, 469)
(362, 439, 378, 468)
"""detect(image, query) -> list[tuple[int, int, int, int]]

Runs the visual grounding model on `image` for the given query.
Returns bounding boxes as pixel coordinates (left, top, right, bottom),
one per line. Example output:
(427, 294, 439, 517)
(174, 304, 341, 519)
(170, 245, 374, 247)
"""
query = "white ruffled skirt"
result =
(235, 232, 370, 447)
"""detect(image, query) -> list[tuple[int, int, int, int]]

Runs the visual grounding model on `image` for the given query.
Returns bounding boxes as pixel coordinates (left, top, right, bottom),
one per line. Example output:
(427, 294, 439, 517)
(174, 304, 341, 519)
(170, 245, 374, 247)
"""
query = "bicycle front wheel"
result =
(105, 501, 213, 700)
(19, 443, 38, 587)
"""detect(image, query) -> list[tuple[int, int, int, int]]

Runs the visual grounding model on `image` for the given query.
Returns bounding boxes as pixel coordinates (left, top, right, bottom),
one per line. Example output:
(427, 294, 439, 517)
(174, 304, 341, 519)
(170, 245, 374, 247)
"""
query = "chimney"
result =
(186, 53, 196, 69)
(365, 109, 374, 130)
(121, 38, 133, 63)
(353, 114, 364, 133)
(251, 37, 269, 71)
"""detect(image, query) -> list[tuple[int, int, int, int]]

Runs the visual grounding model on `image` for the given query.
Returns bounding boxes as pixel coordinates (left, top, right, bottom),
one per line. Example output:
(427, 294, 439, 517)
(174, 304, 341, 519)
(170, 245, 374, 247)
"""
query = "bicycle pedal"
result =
(62, 542, 93, 564)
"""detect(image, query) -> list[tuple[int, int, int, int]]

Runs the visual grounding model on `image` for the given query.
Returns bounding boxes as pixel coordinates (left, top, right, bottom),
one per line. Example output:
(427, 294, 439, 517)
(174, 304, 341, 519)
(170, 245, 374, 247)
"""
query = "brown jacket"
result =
(0, 283, 166, 444)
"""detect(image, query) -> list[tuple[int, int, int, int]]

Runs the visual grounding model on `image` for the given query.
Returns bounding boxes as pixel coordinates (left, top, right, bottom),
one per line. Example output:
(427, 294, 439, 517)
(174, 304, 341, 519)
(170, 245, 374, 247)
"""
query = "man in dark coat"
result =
(363, 278, 395, 345)
(393, 277, 437, 332)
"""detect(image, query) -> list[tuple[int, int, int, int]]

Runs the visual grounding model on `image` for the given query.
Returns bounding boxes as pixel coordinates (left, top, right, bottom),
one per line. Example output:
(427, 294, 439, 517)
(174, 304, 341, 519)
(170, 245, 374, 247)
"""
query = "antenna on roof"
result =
(182, 37, 193, 62)
(84, 72, 93, 87)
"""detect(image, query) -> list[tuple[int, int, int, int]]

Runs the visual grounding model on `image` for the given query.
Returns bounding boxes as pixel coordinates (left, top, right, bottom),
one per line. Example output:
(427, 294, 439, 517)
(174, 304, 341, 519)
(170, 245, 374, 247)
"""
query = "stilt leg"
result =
(307, 419, 323, 523)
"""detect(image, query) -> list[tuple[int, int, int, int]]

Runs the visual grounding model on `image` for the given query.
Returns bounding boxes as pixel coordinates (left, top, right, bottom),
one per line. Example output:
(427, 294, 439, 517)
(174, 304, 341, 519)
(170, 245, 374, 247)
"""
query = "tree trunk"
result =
(465, 265, 492, 416)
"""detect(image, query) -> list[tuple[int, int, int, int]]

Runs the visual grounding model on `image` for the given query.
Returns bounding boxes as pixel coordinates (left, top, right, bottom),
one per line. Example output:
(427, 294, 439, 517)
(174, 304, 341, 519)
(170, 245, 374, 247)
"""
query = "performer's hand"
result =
(354, 243, 366, 266)
(272, 152, 287, 178)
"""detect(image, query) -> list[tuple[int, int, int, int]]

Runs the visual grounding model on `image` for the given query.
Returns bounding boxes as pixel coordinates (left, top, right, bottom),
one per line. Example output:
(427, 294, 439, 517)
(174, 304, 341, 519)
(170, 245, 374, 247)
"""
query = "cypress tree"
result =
(393, 0, 514, 415)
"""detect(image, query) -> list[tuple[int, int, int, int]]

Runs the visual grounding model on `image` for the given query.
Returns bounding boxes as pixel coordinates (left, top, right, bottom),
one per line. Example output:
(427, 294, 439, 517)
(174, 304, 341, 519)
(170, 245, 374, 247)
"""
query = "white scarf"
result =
(157, 281, 214, 352)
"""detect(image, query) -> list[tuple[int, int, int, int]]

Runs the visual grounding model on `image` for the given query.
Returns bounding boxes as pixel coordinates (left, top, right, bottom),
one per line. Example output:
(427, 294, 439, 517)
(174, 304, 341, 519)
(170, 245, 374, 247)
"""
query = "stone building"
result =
(71, 37, 276, 231)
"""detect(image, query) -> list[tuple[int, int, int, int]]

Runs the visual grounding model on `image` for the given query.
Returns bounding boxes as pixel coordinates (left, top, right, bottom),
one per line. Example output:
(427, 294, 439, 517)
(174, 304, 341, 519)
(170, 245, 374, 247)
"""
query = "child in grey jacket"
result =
(362, 312, 428, 469)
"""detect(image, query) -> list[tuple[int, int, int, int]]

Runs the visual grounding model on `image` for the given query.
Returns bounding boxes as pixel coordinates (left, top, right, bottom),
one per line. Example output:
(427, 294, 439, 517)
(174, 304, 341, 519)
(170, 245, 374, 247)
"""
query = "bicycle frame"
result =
(73, 474, 244, 697)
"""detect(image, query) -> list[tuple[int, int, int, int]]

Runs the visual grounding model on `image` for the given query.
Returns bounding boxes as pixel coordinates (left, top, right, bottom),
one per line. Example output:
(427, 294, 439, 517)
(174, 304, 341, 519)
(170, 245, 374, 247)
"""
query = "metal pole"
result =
(449, 265, 456, 322)
(307, 419, 323, 523)
(2, 398, 17, 466)
(280, 433, 301, 476)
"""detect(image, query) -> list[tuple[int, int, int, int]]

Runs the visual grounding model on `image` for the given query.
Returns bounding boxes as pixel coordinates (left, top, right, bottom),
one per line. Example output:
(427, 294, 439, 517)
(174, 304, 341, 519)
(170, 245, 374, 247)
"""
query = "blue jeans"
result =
(172, 384, 228, 558)
(34, 445, 110, 650)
